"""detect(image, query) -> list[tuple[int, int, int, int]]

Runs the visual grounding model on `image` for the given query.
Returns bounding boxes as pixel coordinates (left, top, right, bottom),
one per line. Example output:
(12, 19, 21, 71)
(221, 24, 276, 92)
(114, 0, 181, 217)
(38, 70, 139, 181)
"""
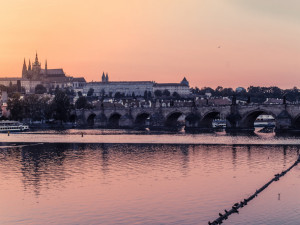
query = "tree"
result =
(23, 94, 42, 120)
(221, 88, 234, 97)
(35, 84, 47, 94)
(172, 92, 181, 99)
(7, 84, 19, 96)
(101, 89, 105, 97)
(132, 92, 136, 98)
(64, 87, 71, 96)
(114, 92, 123, 99)
(87, 88, 94, 97)
(144, 90, 148, 99)
(215, 86, 223, 96)
(75, 96, 89, 109)
(48, 87, 54, 95)
(17, 80, 21, 92)
(7, 93, 24, 121)
(154, 90, 162, 97)
(39, 96, 53, 120)
(53, 90, 71, 124)
(77, 91, 83, 97)
(163, 89, 171, 97)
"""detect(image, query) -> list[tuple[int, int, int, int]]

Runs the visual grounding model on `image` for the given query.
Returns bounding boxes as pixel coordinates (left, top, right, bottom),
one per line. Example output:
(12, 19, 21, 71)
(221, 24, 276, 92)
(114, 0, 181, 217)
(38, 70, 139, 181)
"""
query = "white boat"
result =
(212, 119, 226, 128)
(0, 121, 29, 132)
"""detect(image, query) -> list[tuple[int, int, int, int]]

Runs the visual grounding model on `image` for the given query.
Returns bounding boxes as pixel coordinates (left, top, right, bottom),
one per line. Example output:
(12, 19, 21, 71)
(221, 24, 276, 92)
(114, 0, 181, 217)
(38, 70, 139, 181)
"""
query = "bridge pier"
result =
(150, 112, 165, 129)
(119, 114, 134, 128)
(274, 110, 293, 134)
(95, 113, 107, 127)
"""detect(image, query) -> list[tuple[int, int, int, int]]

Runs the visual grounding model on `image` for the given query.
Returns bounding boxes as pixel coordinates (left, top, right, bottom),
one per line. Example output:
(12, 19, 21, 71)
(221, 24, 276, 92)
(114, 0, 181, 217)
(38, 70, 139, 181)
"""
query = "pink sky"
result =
(0, 0, 300, 88)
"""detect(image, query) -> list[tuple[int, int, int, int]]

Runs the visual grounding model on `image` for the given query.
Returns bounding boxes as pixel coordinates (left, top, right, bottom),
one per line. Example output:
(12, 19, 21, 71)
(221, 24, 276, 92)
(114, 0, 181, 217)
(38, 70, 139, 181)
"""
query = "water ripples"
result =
(0, 137, 300, 224)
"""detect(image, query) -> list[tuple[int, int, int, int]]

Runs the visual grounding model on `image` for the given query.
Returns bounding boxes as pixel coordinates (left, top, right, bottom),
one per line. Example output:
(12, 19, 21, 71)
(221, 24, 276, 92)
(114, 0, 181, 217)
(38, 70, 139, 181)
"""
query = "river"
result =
(0, 130, 300, 224)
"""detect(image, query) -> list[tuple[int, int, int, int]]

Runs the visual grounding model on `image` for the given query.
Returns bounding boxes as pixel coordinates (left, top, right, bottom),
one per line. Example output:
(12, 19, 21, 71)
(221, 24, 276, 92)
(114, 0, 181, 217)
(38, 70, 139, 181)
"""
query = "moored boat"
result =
(0, 121, 29, 132)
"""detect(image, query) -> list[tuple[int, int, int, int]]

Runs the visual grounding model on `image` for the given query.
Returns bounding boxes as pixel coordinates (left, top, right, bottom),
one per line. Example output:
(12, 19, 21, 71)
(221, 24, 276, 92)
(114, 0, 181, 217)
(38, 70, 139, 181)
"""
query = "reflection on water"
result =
(2, 128, 300, 146)
(0, 140, 300, 224)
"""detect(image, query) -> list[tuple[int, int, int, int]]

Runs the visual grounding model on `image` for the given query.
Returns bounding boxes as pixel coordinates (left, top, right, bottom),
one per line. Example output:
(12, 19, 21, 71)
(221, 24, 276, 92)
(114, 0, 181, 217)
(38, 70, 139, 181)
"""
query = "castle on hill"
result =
(0, 52, 86, 93)
(22, 53, 65, 81)
(0, 52, 191, 97)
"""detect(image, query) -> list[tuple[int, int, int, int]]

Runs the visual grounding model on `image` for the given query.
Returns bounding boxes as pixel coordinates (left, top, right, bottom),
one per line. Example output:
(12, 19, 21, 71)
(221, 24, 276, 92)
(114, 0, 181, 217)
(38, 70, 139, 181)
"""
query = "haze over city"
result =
(2, 2, 300, 225)
(1, 0, 300, 88)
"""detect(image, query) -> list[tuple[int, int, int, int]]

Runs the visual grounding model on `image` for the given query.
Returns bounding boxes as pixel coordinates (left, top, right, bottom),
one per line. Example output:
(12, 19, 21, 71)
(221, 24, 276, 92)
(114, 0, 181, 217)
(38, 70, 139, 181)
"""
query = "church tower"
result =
(28, 59, 31, 71)
(45, 60, 48, 76)
(102, 72, 106, 82)
(105, 73, 109, 82)
(32, 52, 41, 79)
(22, 58, 27, 78)
(181, 77, 189, 86)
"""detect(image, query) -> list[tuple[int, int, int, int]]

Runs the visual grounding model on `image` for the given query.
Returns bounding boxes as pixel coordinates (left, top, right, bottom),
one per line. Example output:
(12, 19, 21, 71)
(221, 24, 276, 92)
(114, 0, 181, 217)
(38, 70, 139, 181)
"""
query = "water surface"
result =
(0, 131, 300, 224)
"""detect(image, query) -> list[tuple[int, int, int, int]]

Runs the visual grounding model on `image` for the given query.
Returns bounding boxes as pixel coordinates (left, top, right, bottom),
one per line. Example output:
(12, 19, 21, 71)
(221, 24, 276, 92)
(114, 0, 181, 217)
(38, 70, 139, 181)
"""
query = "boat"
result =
(0, 121, 29, 132)
(254, 121, 275, 128)
(212, 119, 226, 128)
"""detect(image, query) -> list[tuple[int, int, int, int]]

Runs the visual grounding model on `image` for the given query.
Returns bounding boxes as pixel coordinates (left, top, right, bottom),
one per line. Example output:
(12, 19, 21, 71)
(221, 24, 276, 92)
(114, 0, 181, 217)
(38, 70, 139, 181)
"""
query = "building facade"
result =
(153, 77, 190, 96)
(84, 73, 154, 97)
(0, 53, 190, 97)
(83, 73, 191, 97)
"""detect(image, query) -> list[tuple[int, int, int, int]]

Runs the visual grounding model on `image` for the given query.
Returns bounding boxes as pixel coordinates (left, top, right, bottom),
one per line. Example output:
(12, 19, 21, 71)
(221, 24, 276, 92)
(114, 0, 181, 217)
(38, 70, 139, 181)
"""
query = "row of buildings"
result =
(0, 53, 191, 97)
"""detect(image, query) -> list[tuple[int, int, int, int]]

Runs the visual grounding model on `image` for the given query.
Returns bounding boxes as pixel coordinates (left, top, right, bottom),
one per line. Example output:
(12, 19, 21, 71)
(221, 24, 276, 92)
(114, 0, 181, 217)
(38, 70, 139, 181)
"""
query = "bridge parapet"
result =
(71, 103, 300, 133)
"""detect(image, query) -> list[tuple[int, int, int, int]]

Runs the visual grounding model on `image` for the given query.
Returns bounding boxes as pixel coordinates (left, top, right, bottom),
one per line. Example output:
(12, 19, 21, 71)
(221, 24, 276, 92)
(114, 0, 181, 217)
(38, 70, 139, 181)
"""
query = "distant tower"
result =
(22, 58, 27, 78)
(102, 72, 106, 82)
(28, 59, 31, 71)
(106, 73, 109, 82)
(45, 59, 48, 76)
(181, 77, 189, 86)
(32, 52, 41, 79)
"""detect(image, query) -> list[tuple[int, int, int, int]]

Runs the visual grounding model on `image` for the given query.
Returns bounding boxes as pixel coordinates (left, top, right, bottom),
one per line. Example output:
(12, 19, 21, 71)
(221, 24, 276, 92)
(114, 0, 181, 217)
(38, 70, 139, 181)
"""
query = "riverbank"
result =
(1, 129, 300, 145)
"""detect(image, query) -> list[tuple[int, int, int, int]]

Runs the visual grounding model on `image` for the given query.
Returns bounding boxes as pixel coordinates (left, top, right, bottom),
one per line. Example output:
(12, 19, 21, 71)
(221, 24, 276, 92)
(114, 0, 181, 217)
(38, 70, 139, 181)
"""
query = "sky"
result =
(0, 0, 300, 88)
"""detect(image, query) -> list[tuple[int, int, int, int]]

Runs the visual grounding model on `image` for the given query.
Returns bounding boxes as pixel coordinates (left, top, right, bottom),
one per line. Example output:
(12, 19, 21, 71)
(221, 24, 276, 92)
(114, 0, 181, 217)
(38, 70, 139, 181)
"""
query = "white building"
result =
(83, 73, 191, 97)
(153, 77, 191, 96)
(84, 80, 154, 97)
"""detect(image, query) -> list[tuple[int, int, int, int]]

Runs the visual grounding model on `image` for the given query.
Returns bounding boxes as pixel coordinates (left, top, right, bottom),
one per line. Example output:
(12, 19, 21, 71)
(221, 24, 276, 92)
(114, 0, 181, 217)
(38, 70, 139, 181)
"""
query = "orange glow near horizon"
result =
(0, 0, 300, 88)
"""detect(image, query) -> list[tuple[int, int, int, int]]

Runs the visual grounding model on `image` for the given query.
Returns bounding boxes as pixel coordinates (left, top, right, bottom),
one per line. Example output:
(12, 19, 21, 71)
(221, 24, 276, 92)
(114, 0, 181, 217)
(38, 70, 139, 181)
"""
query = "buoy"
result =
(81, 132, 83, 137)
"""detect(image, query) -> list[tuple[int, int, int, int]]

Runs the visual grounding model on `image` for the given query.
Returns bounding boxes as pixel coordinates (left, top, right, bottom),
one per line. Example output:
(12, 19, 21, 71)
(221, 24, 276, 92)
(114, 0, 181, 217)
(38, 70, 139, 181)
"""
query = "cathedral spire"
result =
(22, 58, 27, 77)
(28, 59, 31, 70)
(102, 71, 105, 82)
(23, 58, 27, 69)
(35, 51, 39, 63)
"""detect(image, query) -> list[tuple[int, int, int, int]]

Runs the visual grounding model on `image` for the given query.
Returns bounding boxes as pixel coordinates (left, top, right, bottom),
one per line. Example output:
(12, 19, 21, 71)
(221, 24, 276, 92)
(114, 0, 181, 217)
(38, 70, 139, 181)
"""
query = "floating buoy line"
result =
(209, 154, 300, 225)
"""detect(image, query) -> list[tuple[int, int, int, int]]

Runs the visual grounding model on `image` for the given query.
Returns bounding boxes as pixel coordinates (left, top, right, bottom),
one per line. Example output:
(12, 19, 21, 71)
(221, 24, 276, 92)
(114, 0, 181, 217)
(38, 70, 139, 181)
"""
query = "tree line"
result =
(6, 90, 71, 123)
(191, 86, 300, 103)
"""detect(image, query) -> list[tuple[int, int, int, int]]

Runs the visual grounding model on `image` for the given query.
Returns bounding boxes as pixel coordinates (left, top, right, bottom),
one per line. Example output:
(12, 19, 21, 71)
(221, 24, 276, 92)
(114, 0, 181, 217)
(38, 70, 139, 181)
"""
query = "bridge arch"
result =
(240, 109, 276, 129)
(87, 113, 96, 126)
(292, 114, 300, 129)
(108, 113, 122, 128)
(200, 111, 221, 128)
(135, 112, 151, 127)
(165, 111, 185, 127)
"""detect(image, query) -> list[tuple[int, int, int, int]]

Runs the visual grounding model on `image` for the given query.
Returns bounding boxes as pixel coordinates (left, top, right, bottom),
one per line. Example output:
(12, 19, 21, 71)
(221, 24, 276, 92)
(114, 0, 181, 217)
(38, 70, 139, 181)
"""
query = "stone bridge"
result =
(70, 103, 300, 133)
